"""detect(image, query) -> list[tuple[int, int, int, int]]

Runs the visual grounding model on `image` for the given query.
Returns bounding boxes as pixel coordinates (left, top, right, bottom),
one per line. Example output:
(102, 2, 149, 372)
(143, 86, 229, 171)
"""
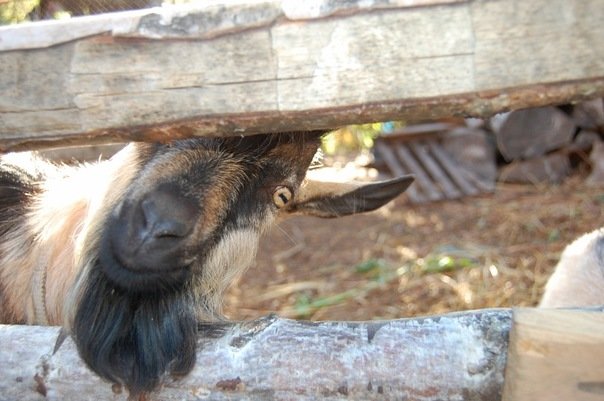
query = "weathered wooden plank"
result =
(396, 144, 443, 201)
(457, 165, 493, 193)
(503, 308, 604, 401)
(68, 31, 278, 132)
(439, 126, 497, 189)
(0, 309, 511, 401)
(0, 0, 603, 151)
(410, 142, 462, 199)
(0, 0, 466, 51)
(471, 1, 604, 88)
(374, 141, 424, 202)
(428, 141, 481, 196)
(272, 3, 474, 110)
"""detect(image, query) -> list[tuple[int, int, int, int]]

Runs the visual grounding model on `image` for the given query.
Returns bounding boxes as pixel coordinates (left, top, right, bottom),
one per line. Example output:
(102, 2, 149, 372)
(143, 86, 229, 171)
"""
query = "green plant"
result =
(321, 121, 405, 155)
(1, 0, 38, 24)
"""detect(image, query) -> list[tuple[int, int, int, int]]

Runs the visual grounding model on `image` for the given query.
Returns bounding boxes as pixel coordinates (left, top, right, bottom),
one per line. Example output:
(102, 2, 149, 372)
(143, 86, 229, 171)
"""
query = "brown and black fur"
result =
(0, 133, 413, 396)
(0, 161, 43, 324)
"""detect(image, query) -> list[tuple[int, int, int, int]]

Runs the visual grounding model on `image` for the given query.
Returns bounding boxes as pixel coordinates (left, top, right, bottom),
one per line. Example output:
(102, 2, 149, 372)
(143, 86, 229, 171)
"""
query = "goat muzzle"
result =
(100, 185, 198, 291)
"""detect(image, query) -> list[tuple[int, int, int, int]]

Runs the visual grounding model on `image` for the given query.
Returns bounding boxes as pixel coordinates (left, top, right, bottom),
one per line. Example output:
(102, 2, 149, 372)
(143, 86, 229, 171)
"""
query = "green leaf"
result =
(421, 255, 475, 273)
(355, 259, 384, 273)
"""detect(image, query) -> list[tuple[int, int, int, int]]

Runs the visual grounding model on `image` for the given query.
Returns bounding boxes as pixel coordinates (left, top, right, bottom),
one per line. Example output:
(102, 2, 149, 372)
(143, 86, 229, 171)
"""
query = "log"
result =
(586, 140, 604, 186)
(572, 98, 604, 131)
(572, 130, 601, 153)
(1, 0, 604, 151)
(492, 107, 576, 161)
(0, 309, 511, 401)
(498, 151, 571, 184)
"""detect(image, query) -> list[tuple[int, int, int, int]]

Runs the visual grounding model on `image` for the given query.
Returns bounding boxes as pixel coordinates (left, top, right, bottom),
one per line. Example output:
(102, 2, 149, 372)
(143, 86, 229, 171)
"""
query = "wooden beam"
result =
(503, 308, 604, 401)
(1, 309, 511, 401)
(2, 308, 604, 400)
(1, 0, 603, 151)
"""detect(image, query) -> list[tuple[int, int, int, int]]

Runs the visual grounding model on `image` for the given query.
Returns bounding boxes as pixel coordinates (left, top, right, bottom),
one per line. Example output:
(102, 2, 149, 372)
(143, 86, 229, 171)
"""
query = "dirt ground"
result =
(224, 171, 604, 322)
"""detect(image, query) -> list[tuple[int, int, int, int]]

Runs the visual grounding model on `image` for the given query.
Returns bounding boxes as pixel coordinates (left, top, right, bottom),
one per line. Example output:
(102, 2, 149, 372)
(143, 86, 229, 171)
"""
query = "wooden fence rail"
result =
(4, 309, 512, 401)
(0, 0, 603, 151)
(1, 308, 603, 401)
(1, 1, 603, 400)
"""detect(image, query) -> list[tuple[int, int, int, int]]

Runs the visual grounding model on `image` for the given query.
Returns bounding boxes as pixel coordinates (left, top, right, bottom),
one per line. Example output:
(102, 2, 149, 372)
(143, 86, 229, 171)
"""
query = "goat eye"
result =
(272, 186, 292, 208)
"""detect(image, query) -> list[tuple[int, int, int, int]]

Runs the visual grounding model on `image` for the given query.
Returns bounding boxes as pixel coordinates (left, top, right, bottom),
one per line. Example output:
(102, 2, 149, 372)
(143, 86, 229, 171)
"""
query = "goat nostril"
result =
(138, 190, 197, 241)
(107, 187, 198, 276)
(148, 218, 190, 239)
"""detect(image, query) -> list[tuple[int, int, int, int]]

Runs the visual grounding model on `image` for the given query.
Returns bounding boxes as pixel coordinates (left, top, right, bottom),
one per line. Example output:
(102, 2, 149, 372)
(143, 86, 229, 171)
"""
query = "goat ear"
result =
(290, 175, 414, 218)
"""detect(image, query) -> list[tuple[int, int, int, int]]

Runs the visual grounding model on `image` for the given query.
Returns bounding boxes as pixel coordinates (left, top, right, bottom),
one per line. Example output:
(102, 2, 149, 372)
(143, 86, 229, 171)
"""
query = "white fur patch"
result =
(540, 228, 604, 308)
(194, 228, 260, 319)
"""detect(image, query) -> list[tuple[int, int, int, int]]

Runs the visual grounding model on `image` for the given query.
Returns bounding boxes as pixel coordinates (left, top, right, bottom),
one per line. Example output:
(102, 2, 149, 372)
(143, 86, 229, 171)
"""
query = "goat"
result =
(540, 228, 604, 308)
(0, 132, 413, 396)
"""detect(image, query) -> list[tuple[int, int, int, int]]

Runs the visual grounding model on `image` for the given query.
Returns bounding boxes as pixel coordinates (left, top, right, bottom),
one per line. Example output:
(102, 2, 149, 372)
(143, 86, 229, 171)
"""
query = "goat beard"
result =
(71, 262, 198, 396)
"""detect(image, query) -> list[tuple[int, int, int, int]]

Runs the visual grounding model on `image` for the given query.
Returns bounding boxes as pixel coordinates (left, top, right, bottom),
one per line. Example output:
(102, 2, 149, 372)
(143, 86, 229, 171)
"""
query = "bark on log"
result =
(0, 0, 603, 151)
(0, 309, 511, 401)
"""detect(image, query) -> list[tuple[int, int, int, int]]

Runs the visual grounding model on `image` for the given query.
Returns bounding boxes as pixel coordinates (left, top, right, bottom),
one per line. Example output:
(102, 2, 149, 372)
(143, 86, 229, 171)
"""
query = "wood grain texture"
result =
(0, 0, 603, 151)
(0, 309, 511, 401)
(503, 308, 604, 401)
